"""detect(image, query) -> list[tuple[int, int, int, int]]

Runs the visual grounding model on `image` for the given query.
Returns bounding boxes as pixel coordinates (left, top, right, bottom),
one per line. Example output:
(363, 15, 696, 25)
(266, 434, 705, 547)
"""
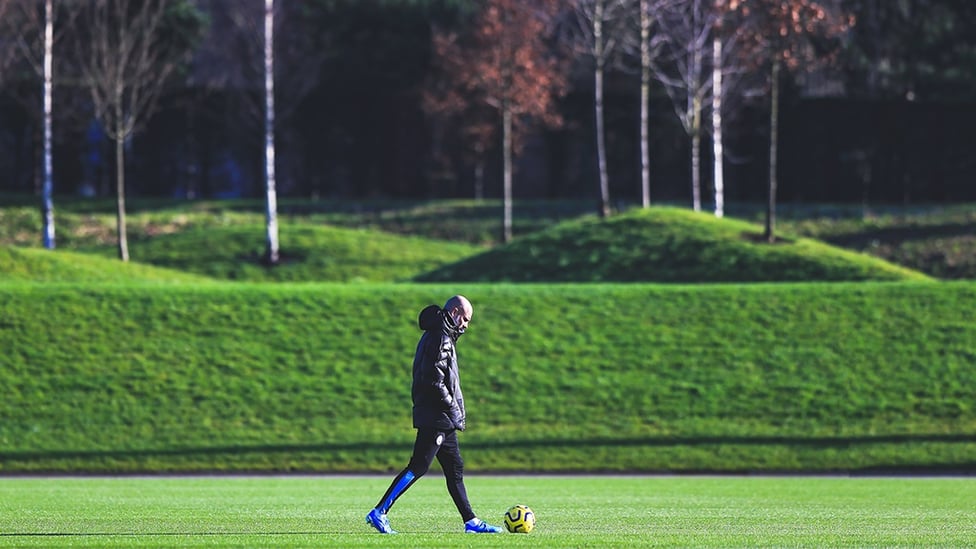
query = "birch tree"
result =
(262, 0, 278, 264)
(636, 0, 664, 207)
(0, 0, 66, 248)
(426, 0, 567, 243)
(707, 0, 759, 218)
(569, 0, 630, 218)
(71, 0, 204, 260)
(210, 0, 330, 264)
(651, 0, 719, 212)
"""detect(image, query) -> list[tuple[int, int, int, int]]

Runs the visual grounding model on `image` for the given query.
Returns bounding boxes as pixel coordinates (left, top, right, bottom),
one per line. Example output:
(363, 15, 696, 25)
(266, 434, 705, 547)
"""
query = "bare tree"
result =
(624, 0, 669, 208)
(733, 0, 852, 241)
(0, 0, 64, 247)
(569, 0, 632, 218)
(262, 0, 278, 264)
(651, 0, 718, 212)
(707, 0, 761, 219)
(208, 0, 330, 264)
(70, 0, 203, 261)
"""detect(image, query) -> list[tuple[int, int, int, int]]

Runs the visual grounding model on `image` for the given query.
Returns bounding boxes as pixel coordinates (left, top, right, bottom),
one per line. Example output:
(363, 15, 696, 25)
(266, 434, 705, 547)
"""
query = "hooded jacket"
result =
(411, 304, 466, 431)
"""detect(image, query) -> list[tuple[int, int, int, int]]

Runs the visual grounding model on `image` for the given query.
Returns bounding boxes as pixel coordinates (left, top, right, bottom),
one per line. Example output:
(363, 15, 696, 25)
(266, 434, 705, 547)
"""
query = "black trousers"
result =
(375, 428, 475, 522)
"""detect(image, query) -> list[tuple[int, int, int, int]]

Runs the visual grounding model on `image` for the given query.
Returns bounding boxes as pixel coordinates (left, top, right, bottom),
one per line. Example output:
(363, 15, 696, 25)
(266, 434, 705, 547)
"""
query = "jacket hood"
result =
(418, 304, 443, 331)
(418, 304, 463, 341)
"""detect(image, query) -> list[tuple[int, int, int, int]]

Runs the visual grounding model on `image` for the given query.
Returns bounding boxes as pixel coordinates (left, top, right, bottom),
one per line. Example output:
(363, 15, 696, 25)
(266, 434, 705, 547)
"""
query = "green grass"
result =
(0, 246, 212, 283)
(774, 204, 976, 280)
(4, 198, 970, 280)
(0, 476, 973, 547)
(417, 208, 930, 283)
(81, 224, 482, 282)
(2, 282, 974, 473)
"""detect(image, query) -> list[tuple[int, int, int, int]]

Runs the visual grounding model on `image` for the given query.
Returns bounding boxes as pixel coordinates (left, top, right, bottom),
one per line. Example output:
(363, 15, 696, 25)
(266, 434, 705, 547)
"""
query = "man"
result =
(366, 295, 503, 534)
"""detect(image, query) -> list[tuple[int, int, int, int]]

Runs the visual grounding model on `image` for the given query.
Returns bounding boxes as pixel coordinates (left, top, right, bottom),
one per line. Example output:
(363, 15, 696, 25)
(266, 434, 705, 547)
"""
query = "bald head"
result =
(444, 295, 472, 334)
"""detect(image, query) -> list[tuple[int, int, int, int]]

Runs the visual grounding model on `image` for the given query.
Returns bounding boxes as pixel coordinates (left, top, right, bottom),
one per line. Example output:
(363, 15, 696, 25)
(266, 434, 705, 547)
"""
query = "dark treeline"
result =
(1, 0, 974, 206)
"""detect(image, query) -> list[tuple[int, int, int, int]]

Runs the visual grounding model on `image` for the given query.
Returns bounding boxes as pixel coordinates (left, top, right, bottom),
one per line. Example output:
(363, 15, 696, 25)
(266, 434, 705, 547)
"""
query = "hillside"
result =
(1, 282, 973, 473)
(0, 246, 211, 283)
(417, 208, 931, 283)
(83, 224, 483, 282)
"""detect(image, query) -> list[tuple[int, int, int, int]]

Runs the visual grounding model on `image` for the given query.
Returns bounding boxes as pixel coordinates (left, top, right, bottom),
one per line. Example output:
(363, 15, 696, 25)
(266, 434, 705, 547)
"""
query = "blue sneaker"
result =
(366, 508, 396, 534)
(464, 517, 503, 533)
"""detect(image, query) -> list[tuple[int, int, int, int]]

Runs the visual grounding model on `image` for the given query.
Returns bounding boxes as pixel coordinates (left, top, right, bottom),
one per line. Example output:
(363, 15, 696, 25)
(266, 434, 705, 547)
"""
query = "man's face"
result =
(451, 305, 472, 334)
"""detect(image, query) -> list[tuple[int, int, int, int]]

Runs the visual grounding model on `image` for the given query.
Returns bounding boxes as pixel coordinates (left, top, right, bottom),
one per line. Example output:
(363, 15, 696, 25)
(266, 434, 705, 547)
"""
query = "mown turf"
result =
(0, 246, 211, 283)
(416, 208, 931, 283)
(0, 476, 973, 547)
(2, 282, 974, 473)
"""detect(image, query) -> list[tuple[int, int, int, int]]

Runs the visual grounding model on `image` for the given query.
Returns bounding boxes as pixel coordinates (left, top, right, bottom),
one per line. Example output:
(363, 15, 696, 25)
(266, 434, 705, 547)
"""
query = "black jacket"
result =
(411, 305, 466, 431)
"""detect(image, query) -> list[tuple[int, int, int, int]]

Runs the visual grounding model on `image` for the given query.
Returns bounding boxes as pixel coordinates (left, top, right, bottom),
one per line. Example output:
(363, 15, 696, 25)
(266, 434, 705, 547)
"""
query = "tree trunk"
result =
(711, 35, 724, 218)
(41, 0, 55, 249)
(691, 97, 701, 212)
(765, 60, 780, 243)
(502, 104, 513, 244)
(594, 0, 611, 218)
(639, 0, 651, 208)
(115, 121, 129, 262)
(264, 0, 279, 264)
(474, 158, 485, 201)
(689, 3, 702, 213)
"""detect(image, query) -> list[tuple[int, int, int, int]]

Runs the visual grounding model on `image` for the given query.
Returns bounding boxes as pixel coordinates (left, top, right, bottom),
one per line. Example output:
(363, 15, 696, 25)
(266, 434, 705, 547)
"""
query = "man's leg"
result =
(436, 430, 502, 533)
(435, 430, 475, 521)
(366, 429, 442, 533)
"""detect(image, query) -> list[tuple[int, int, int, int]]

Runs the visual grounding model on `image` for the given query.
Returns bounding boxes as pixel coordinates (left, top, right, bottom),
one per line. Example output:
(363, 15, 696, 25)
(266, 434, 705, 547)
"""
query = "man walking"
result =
(366, 295, 503, 534)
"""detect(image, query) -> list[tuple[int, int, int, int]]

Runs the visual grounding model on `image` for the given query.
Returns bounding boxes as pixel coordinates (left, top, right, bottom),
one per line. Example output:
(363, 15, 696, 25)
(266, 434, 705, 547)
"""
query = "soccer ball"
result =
(504, 504, 536, 533)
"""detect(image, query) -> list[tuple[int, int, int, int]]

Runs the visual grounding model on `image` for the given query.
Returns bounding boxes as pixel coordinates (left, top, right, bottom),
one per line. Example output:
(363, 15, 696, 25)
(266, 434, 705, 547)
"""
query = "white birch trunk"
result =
(765, 60, 780, 242)
(689, 3, 702, 212)
(691, 99, 701, 212)
(639, 0, 651, 208)
(711, 35, 724, 218)
(264, 0, 279, 264)
(594, 0, 611, 218)
(115, 104, 129, 262)
(502, 104, 513, 244)
(41, 0, 55, 249)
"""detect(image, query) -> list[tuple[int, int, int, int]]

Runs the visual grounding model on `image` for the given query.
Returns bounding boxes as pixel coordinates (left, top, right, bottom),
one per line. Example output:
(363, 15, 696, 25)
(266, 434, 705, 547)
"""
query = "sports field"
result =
(0, 475, 972, 547)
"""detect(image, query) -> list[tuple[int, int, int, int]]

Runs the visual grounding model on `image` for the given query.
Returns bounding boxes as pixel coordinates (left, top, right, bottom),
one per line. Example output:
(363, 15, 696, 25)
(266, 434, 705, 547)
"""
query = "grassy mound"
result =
(417, 208, 931, 283)
(2, 282, 973, 473)
(86, 224, 482, 282)
(0, 246, 211, 283)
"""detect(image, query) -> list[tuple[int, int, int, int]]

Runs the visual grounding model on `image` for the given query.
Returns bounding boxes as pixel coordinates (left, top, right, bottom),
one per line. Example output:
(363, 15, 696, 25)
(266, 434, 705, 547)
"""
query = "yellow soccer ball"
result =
(504, 504, 536, 533)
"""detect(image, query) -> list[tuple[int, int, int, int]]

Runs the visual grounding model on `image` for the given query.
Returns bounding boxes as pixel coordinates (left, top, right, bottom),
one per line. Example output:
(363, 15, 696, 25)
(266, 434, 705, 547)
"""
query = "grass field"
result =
(0, 475, 973, 547)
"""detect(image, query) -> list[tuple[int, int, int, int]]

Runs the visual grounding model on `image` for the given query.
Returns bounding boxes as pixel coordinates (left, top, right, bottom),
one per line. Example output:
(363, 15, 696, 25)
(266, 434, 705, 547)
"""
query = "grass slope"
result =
(418, 208, 931, 283)
(1, 476, 974, 547)
(0, 246, 211, 283)
(1, 282, 974, 473)
(86, 224, 482, 282)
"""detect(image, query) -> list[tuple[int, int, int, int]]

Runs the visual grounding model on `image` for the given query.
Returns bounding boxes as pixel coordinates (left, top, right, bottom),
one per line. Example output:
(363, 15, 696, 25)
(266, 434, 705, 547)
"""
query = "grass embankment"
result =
(4, 198, 971, 278)
(417, 208, 930, 283)
(776, 204, 976, 280)
(0, 246, 211, 283)
(2, 282, 973, 473)
(83, 224, 482, 282)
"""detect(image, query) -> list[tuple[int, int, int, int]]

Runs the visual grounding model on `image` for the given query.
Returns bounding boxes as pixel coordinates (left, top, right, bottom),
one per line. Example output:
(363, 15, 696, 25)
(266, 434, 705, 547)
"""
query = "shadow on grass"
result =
(2, 433, 974, 464)
(824, 222, 976, 247)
